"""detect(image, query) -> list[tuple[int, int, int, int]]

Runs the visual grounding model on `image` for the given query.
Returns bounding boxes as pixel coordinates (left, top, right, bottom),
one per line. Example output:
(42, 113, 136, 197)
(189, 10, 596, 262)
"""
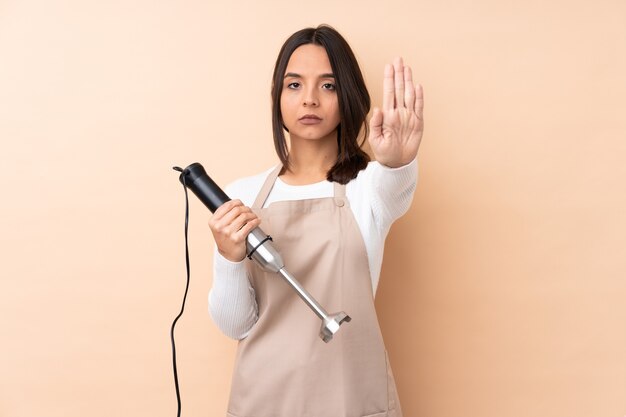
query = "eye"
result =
(286, 82, 301, 89)
(322, 83, 336, 91)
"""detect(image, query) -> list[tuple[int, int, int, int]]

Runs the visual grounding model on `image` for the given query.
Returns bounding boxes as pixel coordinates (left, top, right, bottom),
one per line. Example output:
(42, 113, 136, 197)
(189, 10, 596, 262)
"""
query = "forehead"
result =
(285, 44, 333, 75)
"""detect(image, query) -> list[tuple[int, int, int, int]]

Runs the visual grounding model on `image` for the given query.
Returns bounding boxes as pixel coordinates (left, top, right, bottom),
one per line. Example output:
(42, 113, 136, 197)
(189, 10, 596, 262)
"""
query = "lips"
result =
(300, 114, 322, 120)
(298, 114, 322, 125)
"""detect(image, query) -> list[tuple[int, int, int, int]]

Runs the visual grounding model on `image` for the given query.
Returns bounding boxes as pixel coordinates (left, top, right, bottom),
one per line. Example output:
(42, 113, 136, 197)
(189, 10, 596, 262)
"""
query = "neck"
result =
(281, 131, 338, 185)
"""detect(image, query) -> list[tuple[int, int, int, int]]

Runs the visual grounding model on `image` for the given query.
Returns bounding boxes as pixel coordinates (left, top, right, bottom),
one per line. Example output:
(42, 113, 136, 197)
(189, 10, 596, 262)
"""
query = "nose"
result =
(303, 86, 318, 107)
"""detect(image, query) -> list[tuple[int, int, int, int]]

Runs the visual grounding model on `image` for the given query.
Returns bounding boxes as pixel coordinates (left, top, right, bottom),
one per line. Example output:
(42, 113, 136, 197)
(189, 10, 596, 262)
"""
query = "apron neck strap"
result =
(333, 181, 346, 206)
(252, 164, 282, 209)
(252, 163, 347, 209)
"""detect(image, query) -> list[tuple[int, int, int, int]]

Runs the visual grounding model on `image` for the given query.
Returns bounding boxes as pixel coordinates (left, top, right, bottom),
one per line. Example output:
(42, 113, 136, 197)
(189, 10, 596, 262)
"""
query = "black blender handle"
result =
(178, 163, 231, 212)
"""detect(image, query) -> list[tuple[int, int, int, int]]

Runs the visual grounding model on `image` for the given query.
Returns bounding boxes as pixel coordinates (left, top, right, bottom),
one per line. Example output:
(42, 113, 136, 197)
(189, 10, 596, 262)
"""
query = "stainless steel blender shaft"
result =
(246, 228, 351, 342)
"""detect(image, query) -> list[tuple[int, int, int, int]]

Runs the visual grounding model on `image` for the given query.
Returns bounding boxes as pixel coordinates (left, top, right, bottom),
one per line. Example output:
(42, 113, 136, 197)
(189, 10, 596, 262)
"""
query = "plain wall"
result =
(1, 0, 625, 416)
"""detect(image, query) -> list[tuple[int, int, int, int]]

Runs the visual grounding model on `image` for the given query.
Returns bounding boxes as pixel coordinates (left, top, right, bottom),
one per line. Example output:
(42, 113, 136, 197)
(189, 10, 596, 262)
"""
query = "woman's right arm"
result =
(208, 200, 261, 340)
(209, 250, 258, 340)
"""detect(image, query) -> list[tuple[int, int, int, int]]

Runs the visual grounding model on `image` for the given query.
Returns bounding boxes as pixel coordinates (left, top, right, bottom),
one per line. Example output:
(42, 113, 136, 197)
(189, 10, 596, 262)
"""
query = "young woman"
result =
(208, 25, 423, 417)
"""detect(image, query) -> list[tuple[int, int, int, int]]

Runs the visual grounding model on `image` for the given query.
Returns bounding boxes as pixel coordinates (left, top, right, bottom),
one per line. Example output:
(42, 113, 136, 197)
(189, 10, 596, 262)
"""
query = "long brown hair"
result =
(271, 25, 370, 184)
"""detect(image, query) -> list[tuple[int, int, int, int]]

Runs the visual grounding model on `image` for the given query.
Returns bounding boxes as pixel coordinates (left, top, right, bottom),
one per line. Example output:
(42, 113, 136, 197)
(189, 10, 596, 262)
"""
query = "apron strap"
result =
(333, 181, 347, 207)
(252, 164, 282, 209)
(252, 163, 347, 208)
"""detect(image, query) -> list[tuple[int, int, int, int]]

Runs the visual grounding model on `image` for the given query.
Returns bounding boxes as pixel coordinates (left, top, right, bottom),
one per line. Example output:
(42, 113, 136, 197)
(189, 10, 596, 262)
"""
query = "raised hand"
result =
(368, 57, 424, 168)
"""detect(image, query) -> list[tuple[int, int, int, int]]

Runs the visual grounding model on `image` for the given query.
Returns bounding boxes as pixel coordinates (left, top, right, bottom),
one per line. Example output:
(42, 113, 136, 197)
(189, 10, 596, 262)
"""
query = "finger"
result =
(233, 217, 261, 240)
(212, 199, 243, 221)
(394, 57, 405, 108)
(218, 205, 256, 233)
(368, 107, 383, 139)
(213, 204, 249, 230)
(229, 211, 259, 235)
(382, 64, 394, 111)
(414, 83, 424, 120)
(404, 66, 416, 110)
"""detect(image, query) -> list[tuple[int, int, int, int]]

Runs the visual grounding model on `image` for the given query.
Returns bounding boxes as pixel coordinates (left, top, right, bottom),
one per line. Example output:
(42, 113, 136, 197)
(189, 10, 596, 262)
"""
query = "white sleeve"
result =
(368, 159, 418, 229)
(207, 176, 265, 340)
(208, 249, 258, 340)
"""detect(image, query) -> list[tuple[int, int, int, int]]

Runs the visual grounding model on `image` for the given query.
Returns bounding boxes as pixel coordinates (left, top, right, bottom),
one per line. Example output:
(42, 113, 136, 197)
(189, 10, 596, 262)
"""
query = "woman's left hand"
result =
(368, 57, 424, 168)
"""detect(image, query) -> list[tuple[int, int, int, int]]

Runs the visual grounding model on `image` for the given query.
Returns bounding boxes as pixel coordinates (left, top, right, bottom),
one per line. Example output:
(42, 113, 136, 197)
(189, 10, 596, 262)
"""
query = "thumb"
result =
(369, 107, 383, 139)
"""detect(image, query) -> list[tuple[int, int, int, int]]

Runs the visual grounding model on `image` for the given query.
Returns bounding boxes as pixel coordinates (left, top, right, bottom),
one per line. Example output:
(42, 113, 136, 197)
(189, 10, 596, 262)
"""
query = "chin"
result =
(290, 129, 337, 142)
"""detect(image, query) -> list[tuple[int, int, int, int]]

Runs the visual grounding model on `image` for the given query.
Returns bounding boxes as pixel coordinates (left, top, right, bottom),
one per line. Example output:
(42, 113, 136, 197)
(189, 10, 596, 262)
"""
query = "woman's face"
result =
(280, 44, 341, 142)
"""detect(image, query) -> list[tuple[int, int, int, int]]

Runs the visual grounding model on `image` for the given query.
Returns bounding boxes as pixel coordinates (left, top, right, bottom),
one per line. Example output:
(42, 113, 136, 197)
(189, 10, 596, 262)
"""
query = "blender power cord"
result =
(171, 166, 191, 417)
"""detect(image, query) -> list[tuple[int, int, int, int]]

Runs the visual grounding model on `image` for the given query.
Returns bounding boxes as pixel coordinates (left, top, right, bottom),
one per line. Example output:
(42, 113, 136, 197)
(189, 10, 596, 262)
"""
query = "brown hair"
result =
(271, 24, 371, 184)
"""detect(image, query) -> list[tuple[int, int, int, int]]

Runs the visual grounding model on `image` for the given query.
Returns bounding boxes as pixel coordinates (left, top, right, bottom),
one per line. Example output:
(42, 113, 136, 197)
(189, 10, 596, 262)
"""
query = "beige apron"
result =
(227, 165, 402, 417)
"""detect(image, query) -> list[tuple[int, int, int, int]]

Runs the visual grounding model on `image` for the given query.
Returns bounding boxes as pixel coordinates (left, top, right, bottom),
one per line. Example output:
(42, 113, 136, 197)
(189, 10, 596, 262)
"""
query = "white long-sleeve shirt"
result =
(209, 159, 418, 339)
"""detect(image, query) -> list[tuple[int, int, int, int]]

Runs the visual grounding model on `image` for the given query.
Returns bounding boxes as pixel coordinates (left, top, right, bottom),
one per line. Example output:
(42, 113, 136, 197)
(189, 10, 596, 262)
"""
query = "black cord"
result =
(171, 166, 190, 417)
(247, 235, 273, 260)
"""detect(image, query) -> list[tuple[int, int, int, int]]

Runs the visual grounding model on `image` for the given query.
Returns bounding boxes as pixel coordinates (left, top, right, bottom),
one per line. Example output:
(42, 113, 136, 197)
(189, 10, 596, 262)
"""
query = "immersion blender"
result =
(175, 163, 351, 342)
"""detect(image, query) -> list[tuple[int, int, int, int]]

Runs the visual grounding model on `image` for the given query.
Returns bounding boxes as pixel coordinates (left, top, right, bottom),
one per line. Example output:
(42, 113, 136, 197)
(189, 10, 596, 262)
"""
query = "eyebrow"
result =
(283, 72, 335, 79)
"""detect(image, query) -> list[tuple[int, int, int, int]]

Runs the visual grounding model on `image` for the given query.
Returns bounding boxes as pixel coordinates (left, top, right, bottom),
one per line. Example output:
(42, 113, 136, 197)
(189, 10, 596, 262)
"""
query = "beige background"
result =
(1, 0, 625, 416)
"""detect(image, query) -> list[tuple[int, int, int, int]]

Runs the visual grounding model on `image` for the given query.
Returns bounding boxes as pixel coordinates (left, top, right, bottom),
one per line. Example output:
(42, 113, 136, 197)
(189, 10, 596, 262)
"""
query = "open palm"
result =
(368, 57, 424, 168)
